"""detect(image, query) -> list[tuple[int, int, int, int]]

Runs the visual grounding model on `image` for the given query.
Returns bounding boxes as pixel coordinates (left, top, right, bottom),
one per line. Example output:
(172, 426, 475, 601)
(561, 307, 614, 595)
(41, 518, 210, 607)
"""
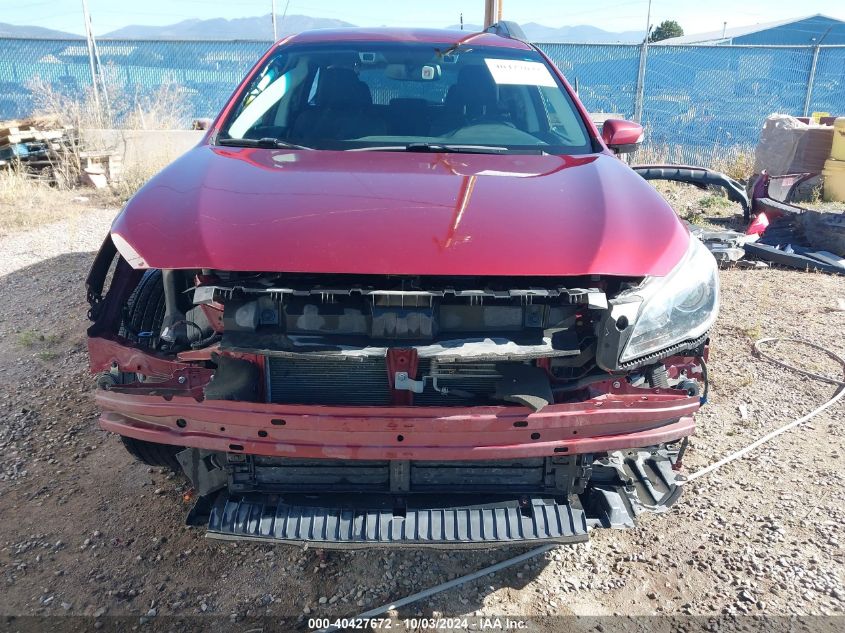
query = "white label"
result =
(484, 58, 556, 87)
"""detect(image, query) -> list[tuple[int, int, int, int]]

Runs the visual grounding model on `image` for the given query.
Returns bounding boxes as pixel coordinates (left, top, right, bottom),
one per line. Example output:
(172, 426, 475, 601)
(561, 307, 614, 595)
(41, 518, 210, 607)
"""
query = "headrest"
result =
(445, 65, 498, 112)
(318, 67, 372, 106)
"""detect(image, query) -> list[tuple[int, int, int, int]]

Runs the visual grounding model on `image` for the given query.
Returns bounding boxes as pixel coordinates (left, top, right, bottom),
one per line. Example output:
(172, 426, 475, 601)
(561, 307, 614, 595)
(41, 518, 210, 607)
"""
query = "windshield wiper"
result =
(407, 143, 508, 154)
(217, 137, 311, 150)
(352, 143, 510, 154)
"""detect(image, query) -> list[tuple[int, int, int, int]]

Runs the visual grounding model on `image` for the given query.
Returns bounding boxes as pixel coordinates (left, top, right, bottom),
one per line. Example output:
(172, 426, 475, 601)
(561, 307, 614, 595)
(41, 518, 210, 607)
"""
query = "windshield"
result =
(218, 41, 593, 154)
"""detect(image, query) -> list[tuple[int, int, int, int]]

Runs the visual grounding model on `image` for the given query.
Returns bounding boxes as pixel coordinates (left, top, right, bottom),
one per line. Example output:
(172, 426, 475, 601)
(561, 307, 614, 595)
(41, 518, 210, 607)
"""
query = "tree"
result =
(649, 20, 684, 43)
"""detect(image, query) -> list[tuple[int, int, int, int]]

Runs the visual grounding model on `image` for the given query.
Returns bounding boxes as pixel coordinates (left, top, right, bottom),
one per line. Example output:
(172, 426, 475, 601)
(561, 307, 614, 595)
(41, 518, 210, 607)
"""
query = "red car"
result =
(86, 23, 719, 547)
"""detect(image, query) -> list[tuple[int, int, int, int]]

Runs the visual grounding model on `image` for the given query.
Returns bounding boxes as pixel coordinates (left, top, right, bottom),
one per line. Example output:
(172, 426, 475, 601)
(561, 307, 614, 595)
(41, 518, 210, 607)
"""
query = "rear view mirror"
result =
(385, 63, 441, 82)
(602, 119, 644, 154)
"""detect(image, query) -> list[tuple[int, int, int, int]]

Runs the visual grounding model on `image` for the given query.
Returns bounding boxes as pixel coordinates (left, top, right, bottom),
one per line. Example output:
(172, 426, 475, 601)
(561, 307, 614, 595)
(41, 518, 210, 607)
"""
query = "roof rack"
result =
(483, 21, 528, 43)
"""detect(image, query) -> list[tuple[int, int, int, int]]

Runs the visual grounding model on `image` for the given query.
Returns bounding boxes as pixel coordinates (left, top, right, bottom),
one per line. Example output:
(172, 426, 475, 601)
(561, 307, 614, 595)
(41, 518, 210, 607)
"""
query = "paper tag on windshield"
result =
(484, 58, 556, 87)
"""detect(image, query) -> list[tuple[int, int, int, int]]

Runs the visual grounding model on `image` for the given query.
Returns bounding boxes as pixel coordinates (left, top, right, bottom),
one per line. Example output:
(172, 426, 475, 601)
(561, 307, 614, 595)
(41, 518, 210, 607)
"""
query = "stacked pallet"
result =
(0, 116, 78, 179)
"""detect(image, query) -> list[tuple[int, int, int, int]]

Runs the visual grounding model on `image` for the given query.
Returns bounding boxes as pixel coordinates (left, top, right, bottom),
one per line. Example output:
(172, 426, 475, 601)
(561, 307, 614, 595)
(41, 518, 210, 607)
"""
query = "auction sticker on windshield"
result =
(484, 58, 556, 87)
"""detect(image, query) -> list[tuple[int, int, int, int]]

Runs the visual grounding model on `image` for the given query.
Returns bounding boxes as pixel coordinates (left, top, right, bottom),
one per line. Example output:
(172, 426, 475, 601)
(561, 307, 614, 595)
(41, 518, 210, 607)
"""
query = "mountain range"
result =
(0, 14, 644, 43)
(0, 21, 80, 39)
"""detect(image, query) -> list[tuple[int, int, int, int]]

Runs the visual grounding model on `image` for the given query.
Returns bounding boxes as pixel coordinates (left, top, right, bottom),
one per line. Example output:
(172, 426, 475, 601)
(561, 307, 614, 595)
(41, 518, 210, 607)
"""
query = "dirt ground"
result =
(0, 191, 843, 631)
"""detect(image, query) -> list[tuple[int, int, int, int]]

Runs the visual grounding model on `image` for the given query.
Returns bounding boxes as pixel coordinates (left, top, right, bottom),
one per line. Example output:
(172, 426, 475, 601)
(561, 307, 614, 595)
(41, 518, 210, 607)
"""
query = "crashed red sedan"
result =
(86, 24, 719, 547)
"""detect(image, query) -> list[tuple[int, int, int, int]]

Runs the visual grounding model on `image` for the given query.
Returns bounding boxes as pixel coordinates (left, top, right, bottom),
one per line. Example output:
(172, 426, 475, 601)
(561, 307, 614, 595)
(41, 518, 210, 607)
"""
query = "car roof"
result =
(282, 27, 534, 50)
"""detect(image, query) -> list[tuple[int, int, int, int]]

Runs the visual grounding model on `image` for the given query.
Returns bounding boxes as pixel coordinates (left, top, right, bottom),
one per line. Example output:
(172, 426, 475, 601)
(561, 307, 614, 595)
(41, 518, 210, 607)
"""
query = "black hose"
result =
(191, 333, 221, 349)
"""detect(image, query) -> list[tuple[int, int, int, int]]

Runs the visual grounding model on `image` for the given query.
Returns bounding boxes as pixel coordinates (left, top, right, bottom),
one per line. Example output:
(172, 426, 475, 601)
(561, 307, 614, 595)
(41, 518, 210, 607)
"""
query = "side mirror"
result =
(602, 119, 644, 154)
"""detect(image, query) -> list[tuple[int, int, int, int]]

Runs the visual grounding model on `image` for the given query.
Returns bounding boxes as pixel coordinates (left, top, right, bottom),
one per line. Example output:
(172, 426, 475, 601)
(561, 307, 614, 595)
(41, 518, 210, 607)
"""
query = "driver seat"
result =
(291, 67, 386, 141)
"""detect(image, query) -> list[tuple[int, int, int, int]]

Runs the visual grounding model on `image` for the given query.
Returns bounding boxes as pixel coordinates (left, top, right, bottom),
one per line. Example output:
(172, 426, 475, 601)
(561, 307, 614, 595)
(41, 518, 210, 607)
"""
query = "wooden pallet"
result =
(0, 129, 70, 145)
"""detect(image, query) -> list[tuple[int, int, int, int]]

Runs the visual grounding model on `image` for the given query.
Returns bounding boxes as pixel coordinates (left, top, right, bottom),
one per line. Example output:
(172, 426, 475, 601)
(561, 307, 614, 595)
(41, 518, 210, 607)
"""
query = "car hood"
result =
(111, 145, 689, 277)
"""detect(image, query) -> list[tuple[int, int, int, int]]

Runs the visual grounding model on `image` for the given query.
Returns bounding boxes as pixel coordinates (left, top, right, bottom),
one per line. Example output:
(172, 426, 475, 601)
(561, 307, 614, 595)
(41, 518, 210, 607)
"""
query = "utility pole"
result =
(633, 0, 652, 123)
(80, 0, 100, 114)
(271, 0, 277, 40)
(460, 13, 463, 30)
(722, 21, 727, 39)
(483, 0, 497, 29)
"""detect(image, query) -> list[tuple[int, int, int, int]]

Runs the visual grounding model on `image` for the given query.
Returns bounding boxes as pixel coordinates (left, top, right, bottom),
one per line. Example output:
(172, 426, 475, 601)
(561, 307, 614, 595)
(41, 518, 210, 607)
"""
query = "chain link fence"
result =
(0, 37, 843, 162)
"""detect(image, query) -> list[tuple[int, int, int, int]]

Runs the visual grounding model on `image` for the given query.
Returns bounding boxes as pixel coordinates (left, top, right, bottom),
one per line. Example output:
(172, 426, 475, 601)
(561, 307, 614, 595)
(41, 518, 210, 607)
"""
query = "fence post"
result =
(633, 41, 649, 123)
(802, 44, 821, 117)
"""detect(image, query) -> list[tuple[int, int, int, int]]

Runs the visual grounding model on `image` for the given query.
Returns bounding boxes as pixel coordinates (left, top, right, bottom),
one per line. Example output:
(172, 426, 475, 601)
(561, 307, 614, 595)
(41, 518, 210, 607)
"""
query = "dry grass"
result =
(28, 75, 190, 132)
(16, 75, 191, 205)
(0, 170, 87, 237)
(635, 143, 756, 182)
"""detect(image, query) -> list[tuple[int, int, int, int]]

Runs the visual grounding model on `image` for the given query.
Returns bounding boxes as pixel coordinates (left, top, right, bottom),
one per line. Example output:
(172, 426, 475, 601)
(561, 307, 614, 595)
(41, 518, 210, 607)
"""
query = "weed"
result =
(699, 194, 732, 211)
(742, 324, 762, 341)
(16, 329, 62, 350)
(16, 329, 42, 348)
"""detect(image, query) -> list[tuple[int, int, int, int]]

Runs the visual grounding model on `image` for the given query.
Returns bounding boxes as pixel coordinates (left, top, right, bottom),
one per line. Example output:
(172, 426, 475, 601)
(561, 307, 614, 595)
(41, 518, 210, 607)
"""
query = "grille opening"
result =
(267, 357, 511, 407)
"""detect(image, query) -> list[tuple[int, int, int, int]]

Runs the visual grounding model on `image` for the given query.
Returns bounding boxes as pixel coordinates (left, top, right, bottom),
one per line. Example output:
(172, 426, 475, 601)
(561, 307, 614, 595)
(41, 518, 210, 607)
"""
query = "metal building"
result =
(656, 14, 845, 46)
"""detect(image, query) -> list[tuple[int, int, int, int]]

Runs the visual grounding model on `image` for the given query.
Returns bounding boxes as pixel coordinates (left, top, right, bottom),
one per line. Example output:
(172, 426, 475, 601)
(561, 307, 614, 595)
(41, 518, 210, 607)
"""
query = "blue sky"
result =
(5, 0, 845, 35)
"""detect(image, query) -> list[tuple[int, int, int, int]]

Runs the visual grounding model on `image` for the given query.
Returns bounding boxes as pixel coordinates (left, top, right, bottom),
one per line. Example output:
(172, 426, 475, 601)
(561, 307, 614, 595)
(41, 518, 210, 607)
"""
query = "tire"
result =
(117, 270, 182, 470)
(120, 436, 182, 471)
(116, 269, 165, 385)
(119, 269, 166, 348)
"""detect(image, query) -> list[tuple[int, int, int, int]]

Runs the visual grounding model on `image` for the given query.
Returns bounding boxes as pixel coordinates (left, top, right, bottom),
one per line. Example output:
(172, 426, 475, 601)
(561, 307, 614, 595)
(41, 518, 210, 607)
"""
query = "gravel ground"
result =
(0, 201, 843, 631)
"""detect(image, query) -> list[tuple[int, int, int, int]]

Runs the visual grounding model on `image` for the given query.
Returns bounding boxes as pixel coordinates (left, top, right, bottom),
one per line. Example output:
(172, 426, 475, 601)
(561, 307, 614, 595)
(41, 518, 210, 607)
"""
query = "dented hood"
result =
(111, 145, 689, 277)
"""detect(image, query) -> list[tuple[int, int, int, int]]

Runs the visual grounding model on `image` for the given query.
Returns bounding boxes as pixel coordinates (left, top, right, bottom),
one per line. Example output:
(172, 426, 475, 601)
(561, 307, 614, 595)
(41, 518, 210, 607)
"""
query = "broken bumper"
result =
(97, 390, 697, 460)
(195, 446, 682, 548)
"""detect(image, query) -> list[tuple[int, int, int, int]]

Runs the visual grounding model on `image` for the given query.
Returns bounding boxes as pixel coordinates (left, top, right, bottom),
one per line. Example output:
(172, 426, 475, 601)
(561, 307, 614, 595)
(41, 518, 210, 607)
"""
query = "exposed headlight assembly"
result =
(598, 236, 719, 368)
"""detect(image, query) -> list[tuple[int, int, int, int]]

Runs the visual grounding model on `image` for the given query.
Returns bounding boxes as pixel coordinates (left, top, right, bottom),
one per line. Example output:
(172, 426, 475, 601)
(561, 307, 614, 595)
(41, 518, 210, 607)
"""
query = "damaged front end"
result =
(86, 234, 717, 547)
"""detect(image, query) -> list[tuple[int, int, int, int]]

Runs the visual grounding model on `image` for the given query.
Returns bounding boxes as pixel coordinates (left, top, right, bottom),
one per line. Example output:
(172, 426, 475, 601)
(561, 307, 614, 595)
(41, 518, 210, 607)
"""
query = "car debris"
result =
(686, 225, 757, 265)
(640, 165, 844, 274)
(746, 172, 845, 274)
(633, 164, 750, 221)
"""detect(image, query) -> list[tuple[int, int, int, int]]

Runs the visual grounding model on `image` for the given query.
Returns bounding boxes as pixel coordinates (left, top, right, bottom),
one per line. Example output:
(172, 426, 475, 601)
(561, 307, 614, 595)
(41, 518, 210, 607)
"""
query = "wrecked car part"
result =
(743, 242, 845, 275)
(193, 447, 683, 547)
(633, 164, 750, 221)
(686, 224, 754, 265)
(203, 354, 261, 402)
(159, 269, 188, 348)
(596, 237, 718, 369)
(177, 449, 227, 496)
(89, 258, 709, 546)
(493, 363, 554, 412)
(205, 493, 590, 547)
